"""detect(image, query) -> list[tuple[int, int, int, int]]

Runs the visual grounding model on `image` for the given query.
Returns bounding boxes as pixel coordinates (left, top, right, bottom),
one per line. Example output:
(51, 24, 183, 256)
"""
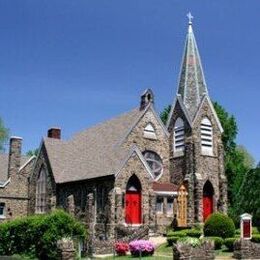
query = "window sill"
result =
(172, 151, 184, 158)
(0, 215, 6, 219)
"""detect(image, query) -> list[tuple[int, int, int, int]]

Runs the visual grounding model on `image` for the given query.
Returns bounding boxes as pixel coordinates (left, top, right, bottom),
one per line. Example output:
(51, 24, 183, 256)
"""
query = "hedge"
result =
(204, 213, 235, 239)
(167, 236, 179, 246)
(166, 230, 187, 238)
(205, 237, 223, 250)
(224, 238, 237, 252)
(0, 210, 87, 259)
(185, 229, 202, 238)
(251, 234, 260, 243)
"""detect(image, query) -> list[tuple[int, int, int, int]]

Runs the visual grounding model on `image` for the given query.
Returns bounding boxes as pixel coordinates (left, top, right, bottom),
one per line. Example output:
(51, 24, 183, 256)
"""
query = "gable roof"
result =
(192, 94, 223, 133)
(0, 154, 31, 184)
(44, 108, 146, 183)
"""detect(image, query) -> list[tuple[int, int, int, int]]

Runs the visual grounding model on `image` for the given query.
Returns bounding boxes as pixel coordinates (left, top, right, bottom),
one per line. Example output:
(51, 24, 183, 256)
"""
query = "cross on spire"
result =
(187, 12, 194, 25)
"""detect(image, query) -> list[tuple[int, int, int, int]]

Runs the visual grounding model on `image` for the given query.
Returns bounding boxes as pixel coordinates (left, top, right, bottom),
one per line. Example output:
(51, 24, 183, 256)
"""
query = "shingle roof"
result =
(44, 108, 143, 183)
(0, 154, 31, 183)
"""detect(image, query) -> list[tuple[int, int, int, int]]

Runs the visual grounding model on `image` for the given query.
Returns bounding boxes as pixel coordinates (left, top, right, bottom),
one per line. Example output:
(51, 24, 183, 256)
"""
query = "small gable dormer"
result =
(140, 89, 154, 111)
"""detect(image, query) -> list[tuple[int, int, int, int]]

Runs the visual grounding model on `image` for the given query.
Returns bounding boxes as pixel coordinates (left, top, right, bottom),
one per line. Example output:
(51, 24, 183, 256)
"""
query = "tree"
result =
(0, 117, 9, 152)
(26, 148, 39, 157)
(160, 105, 171, 125)
(234, 167, 260, 226)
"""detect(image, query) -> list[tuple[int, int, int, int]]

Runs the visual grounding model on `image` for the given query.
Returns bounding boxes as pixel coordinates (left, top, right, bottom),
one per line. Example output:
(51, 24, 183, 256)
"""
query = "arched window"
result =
(174, 118, 185, 153)
(143, 123, 157, 139)
(35, 168, 47, 213)
(143, 151, 163, 179)
(201, 118, 213, 155)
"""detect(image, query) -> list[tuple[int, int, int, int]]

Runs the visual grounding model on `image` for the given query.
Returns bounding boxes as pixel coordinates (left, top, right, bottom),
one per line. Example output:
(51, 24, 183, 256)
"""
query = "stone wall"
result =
(28, 144, 56, 214)
(173, 240, 215, 260)
(123, 107, 170, 183)
(168, 95, 227, 226)
(233, 239, 260, 259)
(0, 137, 35, 221)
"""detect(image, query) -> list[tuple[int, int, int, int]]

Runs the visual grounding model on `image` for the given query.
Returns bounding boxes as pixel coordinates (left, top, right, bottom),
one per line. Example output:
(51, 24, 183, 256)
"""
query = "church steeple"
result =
(177, 13, 208, 119)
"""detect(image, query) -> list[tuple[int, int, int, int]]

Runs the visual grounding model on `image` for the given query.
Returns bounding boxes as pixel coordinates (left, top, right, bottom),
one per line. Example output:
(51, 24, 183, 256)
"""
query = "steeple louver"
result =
(177, 14, 208, 119)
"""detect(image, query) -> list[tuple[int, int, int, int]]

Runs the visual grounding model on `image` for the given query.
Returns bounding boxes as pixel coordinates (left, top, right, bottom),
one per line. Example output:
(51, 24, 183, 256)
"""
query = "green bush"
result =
(0, 210, 87, 259)
(178, 237, 202, 248)
(253, 227, 260, 234)
(167, 236, 179, 246)
(204, 213, 235, 239)
(251, 234, 260, 243)
(186, 229, 202, 238)
(224, 238, 237, 252)
(166, 230, 187, 238)
(205, 237, 224, 250)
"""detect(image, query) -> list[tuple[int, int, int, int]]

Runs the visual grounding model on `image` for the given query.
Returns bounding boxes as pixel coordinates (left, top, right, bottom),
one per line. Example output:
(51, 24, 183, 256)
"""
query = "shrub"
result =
(0, 210, 86, 259)
(178, 237, 202, 248)
(204, 213, 235, 239)
(251, 234, 260, 243)
(205, 237, 224, 250)
(166, 230, 187, 238)
(253, 227, 260, 234)
(224, 238, 237, 252)
(129, 240, 155, 257)
(186, 229, 202, 238)
(114, 242, 129, 256)
(167, 236, 179, 246)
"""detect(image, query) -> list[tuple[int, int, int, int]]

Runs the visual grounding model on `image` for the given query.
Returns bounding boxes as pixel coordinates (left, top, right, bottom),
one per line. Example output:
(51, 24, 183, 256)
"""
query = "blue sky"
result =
(0, 0, 259, 162)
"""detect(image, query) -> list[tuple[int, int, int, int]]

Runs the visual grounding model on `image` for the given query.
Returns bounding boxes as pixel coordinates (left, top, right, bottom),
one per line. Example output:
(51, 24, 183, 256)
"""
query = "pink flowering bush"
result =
(129, 240, 155, 256)
(114, 241, 129, 256)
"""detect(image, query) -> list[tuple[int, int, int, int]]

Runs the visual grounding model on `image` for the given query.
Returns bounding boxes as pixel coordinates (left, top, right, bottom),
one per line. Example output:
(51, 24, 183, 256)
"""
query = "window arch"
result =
(143, 151, 163, 179)
(143, 123, 156, 139)
(35, 168, 47, 213)
(201, 117, 213, 155)
(174, 118, 185, 153)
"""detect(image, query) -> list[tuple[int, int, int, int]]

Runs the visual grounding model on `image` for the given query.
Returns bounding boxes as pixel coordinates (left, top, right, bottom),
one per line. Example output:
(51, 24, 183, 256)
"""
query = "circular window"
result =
(143, 151, 163, 178)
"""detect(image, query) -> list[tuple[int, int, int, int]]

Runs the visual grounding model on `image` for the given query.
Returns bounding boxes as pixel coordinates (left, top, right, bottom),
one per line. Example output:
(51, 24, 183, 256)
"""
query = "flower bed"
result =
(129, 240, 155, 257)
(114, 242, 129, 256)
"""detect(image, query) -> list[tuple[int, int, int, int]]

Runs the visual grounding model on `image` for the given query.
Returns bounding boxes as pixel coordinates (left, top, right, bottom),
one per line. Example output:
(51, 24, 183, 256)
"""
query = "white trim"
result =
(114, 146, 154, 180)
(166, 96, 192, 129)
(30, 139, 44, 182)
(192, 95, 223, 133)
(154, 191, 178, 196)
(19, 155, 36, 172)
(0, 178, 10, 188)
(10, 136, 23, 140)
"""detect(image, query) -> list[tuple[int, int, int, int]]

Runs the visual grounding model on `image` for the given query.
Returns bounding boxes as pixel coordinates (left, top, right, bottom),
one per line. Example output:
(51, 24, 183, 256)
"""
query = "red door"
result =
(125, 191, 141, 224)
(203, 196, 213, 221)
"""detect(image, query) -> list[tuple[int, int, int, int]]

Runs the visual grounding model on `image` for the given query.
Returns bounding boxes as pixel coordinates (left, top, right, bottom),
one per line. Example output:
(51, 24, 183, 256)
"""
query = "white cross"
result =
(187, 12, 194, 25)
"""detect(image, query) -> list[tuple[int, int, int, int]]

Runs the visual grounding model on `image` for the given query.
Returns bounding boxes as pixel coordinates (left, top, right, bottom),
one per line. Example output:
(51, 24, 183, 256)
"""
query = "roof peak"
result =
(175, 14, 208, 119)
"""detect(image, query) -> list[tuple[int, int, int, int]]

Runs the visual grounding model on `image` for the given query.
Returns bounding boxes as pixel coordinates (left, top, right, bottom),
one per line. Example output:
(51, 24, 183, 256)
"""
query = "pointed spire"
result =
(177, 13, 208, 119)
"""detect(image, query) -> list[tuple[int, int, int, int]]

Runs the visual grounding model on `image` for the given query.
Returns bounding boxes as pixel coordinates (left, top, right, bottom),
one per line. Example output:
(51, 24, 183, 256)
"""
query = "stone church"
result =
(0, 18, 227, 244)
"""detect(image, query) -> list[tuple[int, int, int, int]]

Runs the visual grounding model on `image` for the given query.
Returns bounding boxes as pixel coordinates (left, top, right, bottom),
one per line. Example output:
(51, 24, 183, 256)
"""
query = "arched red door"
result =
(203, 181, 214, 221)
(125, 175, 142, 224)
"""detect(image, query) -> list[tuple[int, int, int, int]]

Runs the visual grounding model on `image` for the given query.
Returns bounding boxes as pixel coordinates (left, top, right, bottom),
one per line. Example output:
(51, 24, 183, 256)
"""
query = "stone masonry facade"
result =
(0, 20, 228, 254)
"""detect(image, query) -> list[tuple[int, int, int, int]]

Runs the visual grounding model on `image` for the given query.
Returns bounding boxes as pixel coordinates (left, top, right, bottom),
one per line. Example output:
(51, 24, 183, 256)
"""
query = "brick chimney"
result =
(48, 127, 61, 139)
(8, 136, 22, 178)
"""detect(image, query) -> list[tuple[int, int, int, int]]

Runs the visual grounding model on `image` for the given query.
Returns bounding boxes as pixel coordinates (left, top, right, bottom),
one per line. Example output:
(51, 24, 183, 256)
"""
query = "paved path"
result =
(149, 236, 167, 248)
